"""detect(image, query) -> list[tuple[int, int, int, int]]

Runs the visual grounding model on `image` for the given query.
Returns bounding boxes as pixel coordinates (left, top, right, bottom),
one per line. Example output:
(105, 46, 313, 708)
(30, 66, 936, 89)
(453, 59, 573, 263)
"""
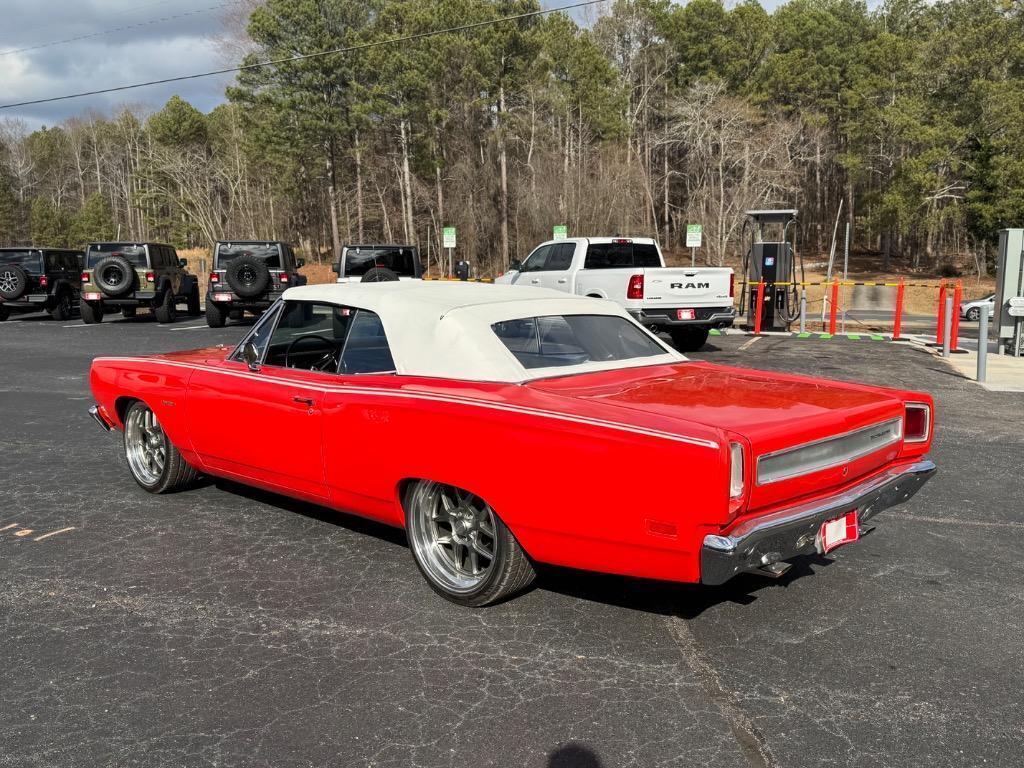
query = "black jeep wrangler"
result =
(0, 248, 84, 321)
(80, 242, 200, 324)
(205, 241, 306, 327)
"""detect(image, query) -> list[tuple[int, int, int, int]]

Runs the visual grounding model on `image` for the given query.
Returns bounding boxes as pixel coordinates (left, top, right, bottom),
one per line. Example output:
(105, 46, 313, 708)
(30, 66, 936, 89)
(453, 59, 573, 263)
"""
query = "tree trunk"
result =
(399, 119, 416, 246)
(498, 83, 510, 270)
(354, 129, 365, 242)
(325, 142, 341, 262)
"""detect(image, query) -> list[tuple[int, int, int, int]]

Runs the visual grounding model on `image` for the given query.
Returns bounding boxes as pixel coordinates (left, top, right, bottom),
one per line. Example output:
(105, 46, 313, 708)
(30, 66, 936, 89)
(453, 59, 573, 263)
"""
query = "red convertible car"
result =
(89, 282, 936, 606)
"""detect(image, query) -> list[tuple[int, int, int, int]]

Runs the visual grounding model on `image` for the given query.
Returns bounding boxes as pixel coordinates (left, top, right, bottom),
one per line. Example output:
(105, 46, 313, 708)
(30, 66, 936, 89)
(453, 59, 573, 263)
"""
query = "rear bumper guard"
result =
(700, 459, 936, 585)
(630, 307, 736, 328)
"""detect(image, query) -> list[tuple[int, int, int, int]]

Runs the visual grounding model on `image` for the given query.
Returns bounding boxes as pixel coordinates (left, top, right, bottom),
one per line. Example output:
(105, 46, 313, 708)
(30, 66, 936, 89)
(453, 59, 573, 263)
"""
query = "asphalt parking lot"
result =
(1, 310, 1022, 768)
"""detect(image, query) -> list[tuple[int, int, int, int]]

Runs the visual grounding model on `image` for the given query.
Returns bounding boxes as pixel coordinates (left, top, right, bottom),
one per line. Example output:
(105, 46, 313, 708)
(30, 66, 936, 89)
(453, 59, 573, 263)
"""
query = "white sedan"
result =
(961, 294, 995, 321)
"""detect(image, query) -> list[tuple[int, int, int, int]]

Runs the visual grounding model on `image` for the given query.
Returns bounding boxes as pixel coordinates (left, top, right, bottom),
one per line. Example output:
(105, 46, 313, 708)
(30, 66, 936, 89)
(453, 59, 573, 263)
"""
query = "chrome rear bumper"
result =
(700, 459, 936, 585)
(88, 405, 113, 432)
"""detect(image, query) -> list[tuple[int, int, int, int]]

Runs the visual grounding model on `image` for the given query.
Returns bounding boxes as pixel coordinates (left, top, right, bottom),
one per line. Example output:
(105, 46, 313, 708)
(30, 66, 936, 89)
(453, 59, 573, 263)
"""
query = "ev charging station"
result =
(995, 229, 1024, 356)
(741, 209, 803, 332)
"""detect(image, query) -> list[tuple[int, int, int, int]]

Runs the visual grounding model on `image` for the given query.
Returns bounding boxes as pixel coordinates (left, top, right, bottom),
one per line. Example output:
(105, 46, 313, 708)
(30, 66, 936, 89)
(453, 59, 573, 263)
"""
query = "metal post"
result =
(829, 281, 839, 336)
(754, 281, 765, 335)
(977, 309, 988, 382)
(799, 288, 807, 334)
(942, 294, 953, 358)
(691, 246, 696, 267)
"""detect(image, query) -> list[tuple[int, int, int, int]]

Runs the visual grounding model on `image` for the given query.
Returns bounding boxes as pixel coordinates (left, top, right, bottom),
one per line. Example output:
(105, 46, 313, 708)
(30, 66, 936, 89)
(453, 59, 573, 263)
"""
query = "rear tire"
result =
(966, 307, 981, 322)
(122, 400, 199, 493)
(154, 290, 177, 324)
(670, 327, 710, 352)
(205, 299, 228, 328)
(80, 299, 103, 324)
(48, 291, 73, 321)
(404, 480, 535, 607)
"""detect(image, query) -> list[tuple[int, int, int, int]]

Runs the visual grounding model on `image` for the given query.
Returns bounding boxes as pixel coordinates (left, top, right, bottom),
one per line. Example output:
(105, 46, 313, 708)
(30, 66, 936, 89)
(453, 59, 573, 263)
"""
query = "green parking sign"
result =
(443, 227, 457, 249)
(553, 225, 568, 241)
(686, 224, 703, 248)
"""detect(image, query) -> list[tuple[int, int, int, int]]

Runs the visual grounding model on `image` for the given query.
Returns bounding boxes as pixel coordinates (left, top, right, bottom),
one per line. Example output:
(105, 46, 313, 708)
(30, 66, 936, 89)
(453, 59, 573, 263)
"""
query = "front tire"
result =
(670, 326, 710, 352)
(122, 401, 198, 493)
(187, 285, 201, 316)
(154, 290, 177, 324)
(80, 299, 103, 324)
(49, 291, 73, 321)
(404, 481, 535, 607)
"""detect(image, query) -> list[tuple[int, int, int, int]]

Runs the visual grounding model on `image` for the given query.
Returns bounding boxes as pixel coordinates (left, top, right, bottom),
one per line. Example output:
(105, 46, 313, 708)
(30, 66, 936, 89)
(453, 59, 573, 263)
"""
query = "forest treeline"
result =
(1, 0, 1022, 276)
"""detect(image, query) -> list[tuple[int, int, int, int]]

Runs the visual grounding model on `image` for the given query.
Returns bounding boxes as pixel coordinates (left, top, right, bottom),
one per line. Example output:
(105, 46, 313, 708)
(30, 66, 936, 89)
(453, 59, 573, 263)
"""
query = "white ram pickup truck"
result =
(495, 237, 735, 351)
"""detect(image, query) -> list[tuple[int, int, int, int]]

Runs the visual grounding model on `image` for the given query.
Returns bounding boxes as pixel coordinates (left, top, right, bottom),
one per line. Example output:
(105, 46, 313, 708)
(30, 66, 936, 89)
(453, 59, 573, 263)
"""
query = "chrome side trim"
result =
(88, 405, 112, 432)
(701, 458, 936, 586)
(756, 417, 903, 485)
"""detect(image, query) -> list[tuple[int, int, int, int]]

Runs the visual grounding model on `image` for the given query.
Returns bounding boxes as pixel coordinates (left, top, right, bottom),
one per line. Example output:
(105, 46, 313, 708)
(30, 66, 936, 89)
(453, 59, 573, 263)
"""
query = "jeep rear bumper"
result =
(82, 291, 156, 304)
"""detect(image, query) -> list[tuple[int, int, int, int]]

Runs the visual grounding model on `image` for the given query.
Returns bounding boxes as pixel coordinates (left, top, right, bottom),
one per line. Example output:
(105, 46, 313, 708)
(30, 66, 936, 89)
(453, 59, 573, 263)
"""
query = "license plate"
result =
(84, 292, 102, 301)
(820, 511, 859, 554)
(214, 293, 233, 302)
(677, 308, 696, 321)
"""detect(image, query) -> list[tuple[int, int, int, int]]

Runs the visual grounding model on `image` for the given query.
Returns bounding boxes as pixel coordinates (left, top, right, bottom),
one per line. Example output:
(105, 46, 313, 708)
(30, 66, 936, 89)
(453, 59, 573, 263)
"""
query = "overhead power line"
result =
(0, 0, 605, 111)
(0, 2, 234, 57)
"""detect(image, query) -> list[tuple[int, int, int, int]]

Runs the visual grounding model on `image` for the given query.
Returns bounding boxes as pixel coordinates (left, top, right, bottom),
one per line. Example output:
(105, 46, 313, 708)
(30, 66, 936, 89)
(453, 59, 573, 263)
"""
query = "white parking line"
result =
(167, 324, 213, 331)
(738, 336, 763, 351)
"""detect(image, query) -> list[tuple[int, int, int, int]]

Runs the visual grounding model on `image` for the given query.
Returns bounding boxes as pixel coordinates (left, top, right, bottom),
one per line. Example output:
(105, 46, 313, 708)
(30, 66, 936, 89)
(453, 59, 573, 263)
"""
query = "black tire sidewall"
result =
(80, 299, 103, 324)
(0, 264, 29, 300)
(361, 267, 400, 283)
(93, 256, 136, 297)
(226, 256, 270, 298)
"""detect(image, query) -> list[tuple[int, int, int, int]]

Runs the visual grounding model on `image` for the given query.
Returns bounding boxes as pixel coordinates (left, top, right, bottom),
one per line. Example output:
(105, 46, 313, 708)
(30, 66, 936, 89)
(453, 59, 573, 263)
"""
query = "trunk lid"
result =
(530, 361, 906, 511)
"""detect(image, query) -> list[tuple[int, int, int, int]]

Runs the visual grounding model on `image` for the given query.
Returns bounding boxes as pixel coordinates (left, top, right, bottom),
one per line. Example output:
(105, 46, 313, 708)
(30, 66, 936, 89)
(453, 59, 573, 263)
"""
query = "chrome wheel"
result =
(0, 271, 16, 293)
(124, 404, 167, 486)
(408, 482, 498, 594)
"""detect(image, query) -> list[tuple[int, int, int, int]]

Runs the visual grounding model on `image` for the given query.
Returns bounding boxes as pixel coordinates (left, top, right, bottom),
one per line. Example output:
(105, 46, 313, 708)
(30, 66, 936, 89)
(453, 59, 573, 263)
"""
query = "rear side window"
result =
(546, 243, 575, 271)
(492, 314, 667, 370)
(584, 242, 661, 269)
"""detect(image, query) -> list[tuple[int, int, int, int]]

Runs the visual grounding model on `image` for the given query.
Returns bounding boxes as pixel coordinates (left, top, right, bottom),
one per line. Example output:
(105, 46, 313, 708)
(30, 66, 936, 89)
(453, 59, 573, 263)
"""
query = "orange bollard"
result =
(949, 280, 963, 352)
(936, 283, 948, 347)
(753, 281, 765, 335)
(829, 281, 839, 336)
(893, 278, 905, 340)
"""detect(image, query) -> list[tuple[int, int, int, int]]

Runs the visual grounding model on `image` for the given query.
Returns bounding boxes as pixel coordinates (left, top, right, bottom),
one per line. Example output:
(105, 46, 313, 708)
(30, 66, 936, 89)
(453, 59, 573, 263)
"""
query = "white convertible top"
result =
(280, 282, 683, 382)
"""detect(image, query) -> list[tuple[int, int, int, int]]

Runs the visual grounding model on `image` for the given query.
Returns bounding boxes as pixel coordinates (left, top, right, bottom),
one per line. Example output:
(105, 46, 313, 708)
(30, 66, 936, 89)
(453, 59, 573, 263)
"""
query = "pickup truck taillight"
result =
(627, 274, 644, 300)
(729, 273, 735, 298)
(81, 272, 89, 283)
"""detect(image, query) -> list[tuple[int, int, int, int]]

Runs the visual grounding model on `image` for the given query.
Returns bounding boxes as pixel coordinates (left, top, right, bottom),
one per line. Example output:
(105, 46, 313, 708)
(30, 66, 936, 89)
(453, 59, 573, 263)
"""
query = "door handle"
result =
(293, 396, 315, 407)
(557, 278, 567, 284)
(530, 279, 541, 284)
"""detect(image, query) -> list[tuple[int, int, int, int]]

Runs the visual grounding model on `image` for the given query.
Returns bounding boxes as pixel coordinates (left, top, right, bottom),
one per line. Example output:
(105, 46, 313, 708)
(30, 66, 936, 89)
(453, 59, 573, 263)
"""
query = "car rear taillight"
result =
(904, 403, 931, 443)
(729, 442, 745, 499)
(39, 275, 49, 288)
(627, 274, 644, 300)
(279, 273, 289, 283)
(729, 273, 735, 298)
(209, 272, 219, 284)
(81, 272, 89, 283)
(146, 271, 155, 284)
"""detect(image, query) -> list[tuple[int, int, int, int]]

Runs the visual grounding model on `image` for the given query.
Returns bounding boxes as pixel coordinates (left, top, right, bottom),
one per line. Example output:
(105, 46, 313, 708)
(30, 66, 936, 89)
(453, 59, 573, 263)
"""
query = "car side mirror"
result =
(241, 342, 261, 372)
(297, 258, 306, 268)
(179, 259, 187, 268)
(508, 259, 522, 272)
(331, 262, 341, 274)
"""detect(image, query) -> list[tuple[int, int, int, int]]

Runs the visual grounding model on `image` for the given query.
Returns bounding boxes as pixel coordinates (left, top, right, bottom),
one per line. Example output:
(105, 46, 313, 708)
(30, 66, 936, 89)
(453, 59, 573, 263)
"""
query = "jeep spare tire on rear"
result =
(0, 264, 29, 300)
(226, 254, 271, 298)
(93, 255, 136, 297)
(361, 267, 400, 283)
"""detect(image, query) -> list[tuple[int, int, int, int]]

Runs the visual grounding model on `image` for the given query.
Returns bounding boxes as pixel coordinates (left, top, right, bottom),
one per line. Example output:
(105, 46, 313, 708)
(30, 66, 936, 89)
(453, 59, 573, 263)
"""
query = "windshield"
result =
(343, 247, 418, 277)
(0, 250, 43, 272)
(217, 243, 282, 268)
(492, 315, 667, 370)
(87, 244, 147, 268)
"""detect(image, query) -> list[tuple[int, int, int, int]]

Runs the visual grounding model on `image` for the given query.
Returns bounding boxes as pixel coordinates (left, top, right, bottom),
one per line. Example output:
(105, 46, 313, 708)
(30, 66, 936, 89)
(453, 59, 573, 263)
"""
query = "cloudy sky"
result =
(0, 0, 787, 128)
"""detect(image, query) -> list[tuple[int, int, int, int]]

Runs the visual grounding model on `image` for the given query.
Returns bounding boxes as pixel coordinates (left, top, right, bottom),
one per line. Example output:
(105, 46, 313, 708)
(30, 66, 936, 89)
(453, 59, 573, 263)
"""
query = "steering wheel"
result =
(284, 334, 338, 371)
